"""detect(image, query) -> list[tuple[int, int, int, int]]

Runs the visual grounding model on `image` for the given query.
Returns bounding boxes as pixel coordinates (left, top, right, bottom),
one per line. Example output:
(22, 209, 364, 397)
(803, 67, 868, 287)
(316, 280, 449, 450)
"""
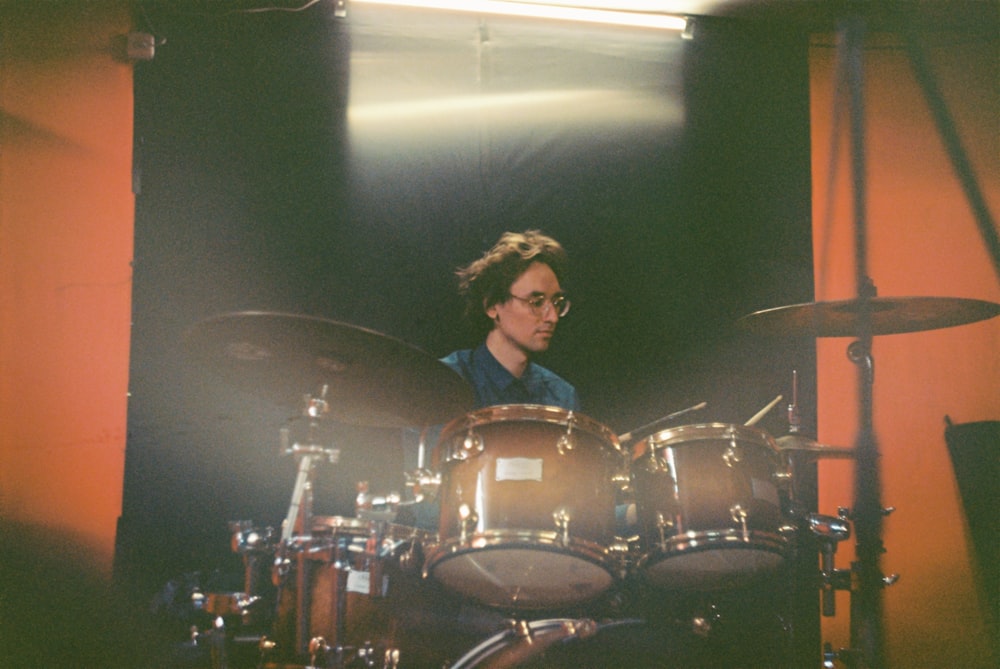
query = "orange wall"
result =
(810, 32, 999, 667)
(0, 2, 134, 574)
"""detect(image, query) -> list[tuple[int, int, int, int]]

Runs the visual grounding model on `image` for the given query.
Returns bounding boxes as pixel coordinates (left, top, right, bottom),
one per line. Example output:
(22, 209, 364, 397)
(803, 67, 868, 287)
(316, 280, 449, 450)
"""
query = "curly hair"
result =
(456, 230, 568, 338)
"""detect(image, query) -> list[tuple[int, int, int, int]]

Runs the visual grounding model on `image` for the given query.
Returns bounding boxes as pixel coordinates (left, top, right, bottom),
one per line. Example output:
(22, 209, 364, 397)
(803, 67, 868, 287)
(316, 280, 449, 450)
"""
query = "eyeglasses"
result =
(507, 292, 571, 318)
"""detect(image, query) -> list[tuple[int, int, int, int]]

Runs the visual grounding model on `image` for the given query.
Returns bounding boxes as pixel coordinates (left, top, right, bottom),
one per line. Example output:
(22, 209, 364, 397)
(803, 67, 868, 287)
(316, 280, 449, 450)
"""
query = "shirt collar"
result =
(473, 343, 541, 392)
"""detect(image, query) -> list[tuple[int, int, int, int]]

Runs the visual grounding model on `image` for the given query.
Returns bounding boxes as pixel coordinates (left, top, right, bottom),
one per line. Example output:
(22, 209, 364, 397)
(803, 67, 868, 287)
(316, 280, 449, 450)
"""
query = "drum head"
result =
(439, 404, 623, 464)
(634, 423, 778, 458)
(639, 539, 787, 590)
(428, 544, 615, 610)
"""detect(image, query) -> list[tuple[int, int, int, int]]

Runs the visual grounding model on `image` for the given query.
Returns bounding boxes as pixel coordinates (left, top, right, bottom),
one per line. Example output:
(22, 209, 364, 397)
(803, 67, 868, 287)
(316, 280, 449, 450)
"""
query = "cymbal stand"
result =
(404, 426, 441, 502)
(823, 2, 1000, 662)
(274, 384, 342, 657)
(834, 17, 890, 667)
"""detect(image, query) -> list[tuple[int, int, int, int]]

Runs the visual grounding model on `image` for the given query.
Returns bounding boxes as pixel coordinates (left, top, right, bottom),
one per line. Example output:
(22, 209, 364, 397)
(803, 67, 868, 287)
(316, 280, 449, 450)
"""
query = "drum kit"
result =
(181, 298, 999, 668)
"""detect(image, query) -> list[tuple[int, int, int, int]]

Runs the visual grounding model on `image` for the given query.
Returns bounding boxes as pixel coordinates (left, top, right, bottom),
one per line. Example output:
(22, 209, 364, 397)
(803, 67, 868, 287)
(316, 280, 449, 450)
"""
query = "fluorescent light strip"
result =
(353, 0, 688, 31)
(509, 0, 683, 11)
(349, 90, 608, 123)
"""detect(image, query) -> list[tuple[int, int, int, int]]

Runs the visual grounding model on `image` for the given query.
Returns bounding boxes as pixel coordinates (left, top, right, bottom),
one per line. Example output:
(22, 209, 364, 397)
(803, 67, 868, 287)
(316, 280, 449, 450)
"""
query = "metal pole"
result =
(841, 16, 885, 669)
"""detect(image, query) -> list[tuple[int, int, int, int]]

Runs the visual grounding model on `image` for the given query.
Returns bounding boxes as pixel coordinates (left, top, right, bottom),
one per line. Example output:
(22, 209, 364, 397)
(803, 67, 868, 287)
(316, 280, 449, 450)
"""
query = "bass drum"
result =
(426, 405, 627, 611)
(449, 594, 795, 669)
(631, 423, 793, 591)
(449, 617, 699, 669)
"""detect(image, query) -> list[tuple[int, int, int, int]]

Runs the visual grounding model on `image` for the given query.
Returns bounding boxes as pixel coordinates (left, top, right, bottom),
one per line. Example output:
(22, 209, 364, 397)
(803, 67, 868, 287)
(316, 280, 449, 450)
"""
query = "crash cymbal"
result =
(738, 296, 1000, 337)
(776, 434, 854, 459)
(184, 311, 473, 428)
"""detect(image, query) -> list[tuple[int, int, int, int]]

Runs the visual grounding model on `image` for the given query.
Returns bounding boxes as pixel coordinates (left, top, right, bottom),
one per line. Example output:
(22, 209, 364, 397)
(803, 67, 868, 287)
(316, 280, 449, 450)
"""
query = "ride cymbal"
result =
(183, 311, 473, 428)
(738, 296, 1000, 337)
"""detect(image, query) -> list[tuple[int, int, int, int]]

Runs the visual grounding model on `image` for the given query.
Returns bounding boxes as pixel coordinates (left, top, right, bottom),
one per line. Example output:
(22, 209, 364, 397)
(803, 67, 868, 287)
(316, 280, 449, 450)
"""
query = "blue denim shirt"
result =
(439, 344, 580, 412)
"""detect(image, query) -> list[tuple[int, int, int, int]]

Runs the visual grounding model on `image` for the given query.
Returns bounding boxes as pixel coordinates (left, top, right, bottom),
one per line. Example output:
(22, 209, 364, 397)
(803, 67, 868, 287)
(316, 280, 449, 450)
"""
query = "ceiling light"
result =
(352, 0, 689, 31)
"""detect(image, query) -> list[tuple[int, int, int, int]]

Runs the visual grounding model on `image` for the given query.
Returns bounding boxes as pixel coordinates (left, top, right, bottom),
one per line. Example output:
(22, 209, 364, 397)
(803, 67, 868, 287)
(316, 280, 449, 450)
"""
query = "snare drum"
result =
(631, 423, 792, 590)
(424, 404, 627, 610)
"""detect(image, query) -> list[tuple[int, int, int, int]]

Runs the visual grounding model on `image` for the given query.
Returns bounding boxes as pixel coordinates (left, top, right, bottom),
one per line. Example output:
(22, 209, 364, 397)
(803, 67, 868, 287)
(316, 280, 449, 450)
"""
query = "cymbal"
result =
(738, 296, 1000, 337)
(776, 434, 854, 459)
(184, 311, 473, 428)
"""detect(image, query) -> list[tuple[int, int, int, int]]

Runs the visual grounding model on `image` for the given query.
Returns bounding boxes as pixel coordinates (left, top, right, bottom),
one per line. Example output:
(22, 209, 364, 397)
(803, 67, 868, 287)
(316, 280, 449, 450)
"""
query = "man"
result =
(388, 231, 583, 664)
(440, 229, 578, 411)
(398, 229, 577, 520)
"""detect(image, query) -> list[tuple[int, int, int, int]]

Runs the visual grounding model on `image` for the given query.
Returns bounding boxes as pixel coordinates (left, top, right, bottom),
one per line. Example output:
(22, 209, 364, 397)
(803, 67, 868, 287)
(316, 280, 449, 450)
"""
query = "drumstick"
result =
(744, 394, 783, 427)
(618, 401, 707, 444)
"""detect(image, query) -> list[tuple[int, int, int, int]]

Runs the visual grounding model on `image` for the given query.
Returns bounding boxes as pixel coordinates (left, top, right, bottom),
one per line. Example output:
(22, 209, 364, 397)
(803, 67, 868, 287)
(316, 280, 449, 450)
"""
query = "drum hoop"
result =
(641, 528, 789, 556)
(451, 618, 651, 668)
(639, 422, 778, 453)
(450, 618, 594, 669)
(440, 403, 622, 453)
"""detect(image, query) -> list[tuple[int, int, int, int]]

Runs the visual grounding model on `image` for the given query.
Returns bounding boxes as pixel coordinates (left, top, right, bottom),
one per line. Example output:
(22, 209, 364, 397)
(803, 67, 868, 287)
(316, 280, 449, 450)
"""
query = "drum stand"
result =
(271, 385, 345, 663)
(205, 388, 344, 669)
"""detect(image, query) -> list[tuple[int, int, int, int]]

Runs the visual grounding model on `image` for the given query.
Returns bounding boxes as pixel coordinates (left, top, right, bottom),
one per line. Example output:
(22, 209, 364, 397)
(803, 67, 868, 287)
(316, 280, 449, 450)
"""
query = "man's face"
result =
(486, 261, 564, 355)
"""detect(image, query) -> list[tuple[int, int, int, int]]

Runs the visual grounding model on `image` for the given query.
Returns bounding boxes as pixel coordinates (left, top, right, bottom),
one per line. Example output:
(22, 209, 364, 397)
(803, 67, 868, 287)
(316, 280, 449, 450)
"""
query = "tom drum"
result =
(425, 404, 627, 610)
(631, 423, 793, 590)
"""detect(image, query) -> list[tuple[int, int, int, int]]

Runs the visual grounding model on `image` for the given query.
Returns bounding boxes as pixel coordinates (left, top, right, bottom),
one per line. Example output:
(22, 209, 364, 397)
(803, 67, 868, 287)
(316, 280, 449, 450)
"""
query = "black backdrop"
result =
(119, 1, 816, 614)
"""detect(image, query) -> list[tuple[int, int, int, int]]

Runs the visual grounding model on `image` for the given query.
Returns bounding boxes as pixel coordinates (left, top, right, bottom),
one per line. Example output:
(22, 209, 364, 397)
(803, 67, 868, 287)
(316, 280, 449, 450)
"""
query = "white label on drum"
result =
(346, 569, 370, 595)
(495, 457, 543, 482)
(752, 477, 779, 507)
